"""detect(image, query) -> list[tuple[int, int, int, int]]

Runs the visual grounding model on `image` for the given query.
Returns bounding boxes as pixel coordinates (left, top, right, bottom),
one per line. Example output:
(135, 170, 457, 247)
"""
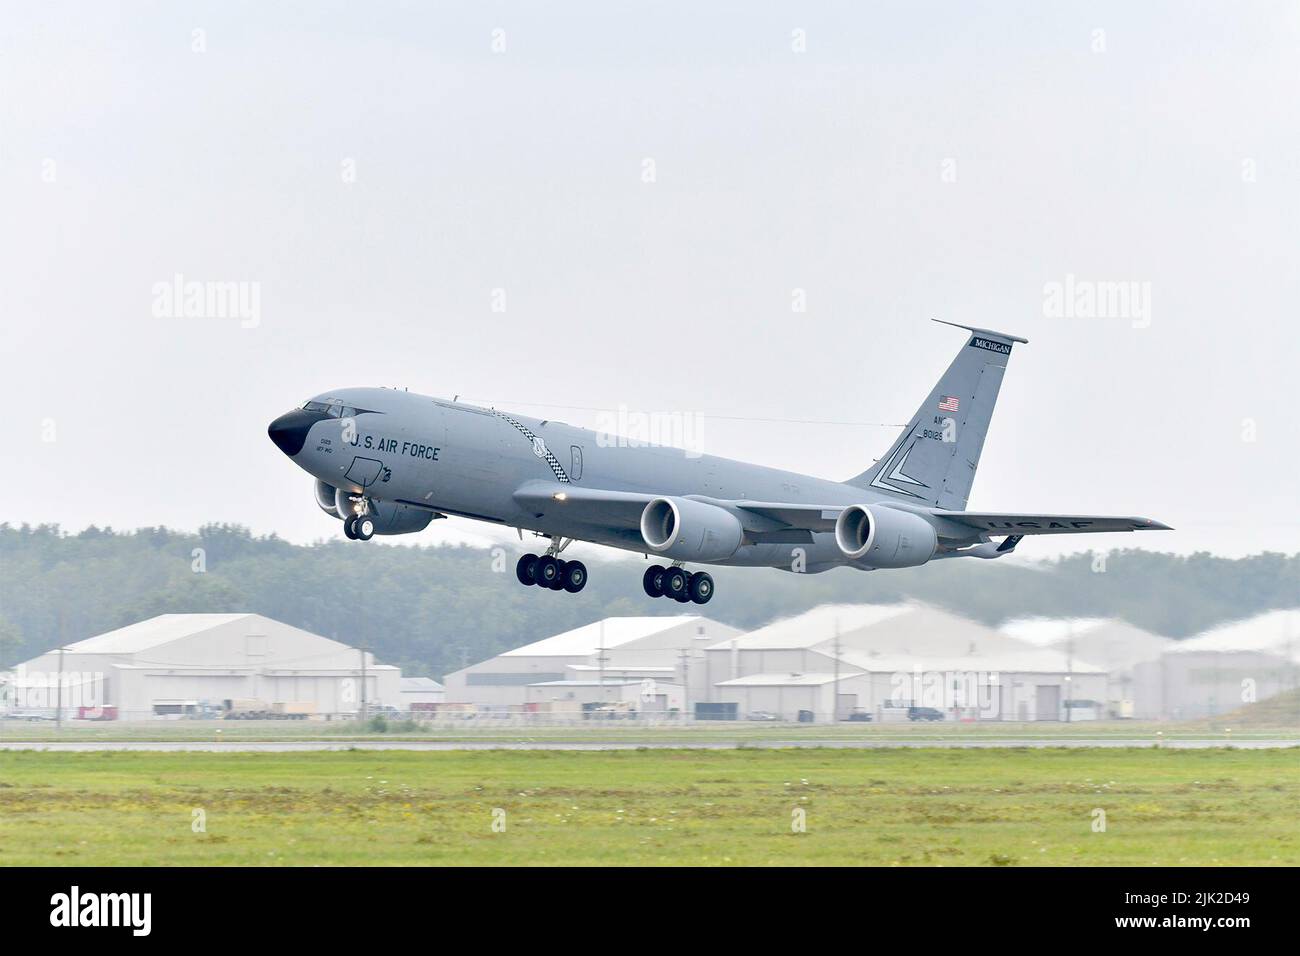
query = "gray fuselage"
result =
(271, 387, 904, 571)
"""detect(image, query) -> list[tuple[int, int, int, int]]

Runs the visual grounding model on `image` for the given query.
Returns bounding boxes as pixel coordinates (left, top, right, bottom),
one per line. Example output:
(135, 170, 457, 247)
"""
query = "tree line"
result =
(1, 523, 1297, 679)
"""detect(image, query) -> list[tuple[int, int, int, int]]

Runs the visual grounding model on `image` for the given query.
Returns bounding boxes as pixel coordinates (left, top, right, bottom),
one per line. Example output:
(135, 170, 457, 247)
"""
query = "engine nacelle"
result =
(315, 481, 434, 536)
(834, 504, 937, 568)
(315, 480, 344, 519)
(640, 497, 743, 562)
(367, 500, 435, 536)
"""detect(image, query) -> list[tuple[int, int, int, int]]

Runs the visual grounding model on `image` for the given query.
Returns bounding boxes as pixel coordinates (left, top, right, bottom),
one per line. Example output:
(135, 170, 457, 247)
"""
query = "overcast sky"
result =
(5, 1, 1298, 558)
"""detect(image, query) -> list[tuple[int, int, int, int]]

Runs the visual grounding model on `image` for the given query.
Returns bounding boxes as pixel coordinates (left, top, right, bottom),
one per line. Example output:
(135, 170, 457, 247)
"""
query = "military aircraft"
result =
(268, 320, 1169, 604)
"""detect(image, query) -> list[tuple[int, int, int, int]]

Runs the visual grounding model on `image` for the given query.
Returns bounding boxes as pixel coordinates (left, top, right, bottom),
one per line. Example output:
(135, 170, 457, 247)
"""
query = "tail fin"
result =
(847, 319, 1027, 511)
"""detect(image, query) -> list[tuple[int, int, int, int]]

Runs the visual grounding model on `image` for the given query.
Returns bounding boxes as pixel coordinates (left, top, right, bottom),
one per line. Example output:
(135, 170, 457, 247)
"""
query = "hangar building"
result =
(11, 613, 401, 720)
(442, 615, 741, 712)
(699, 603, 1107, 721)
(1132, 609, 1300, 719)
(1000, 617, 1172, 718)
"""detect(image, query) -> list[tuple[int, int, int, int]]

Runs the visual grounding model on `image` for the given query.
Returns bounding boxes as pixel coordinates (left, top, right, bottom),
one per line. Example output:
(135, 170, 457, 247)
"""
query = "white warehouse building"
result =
(1000, 617, 1173, 718)
(1132, 609, 1300, 720)
(10, 613, 401, 720)
(699, 603, 1108, 722)
(443, 615, 741, 713)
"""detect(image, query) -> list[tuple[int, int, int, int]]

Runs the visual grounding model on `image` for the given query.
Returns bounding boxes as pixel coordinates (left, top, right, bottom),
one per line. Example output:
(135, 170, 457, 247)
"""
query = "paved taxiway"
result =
(0, 738, 1293, 752)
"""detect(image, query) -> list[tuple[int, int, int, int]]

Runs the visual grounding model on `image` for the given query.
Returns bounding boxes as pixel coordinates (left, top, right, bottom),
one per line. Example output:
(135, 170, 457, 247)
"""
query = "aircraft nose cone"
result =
(268, 409, 320, 457)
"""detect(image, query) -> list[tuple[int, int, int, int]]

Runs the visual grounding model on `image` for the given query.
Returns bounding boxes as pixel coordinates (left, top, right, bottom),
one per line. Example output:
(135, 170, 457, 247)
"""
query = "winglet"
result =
(932, 317, 1029, 345)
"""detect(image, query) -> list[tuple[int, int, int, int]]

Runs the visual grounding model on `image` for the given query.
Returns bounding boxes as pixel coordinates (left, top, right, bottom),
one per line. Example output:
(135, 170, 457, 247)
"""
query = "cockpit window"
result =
(302, 401, 332, 413)
(326, 404, 343, 418)
(339, 406, 357, 418)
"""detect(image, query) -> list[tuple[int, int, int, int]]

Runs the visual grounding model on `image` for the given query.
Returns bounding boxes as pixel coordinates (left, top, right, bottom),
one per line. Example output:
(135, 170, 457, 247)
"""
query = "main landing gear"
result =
(643, 564, 714, 605)
(516, 538, 587, 594)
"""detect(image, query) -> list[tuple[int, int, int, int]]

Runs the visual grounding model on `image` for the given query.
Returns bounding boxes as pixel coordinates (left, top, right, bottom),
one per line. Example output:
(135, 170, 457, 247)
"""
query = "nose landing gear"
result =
(642, 564, 714, 604)
(343, 512, 375, 541)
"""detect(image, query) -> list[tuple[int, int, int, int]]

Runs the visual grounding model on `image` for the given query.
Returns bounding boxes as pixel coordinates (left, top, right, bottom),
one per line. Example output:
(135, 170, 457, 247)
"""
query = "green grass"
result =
(1, 748, 1297, 865)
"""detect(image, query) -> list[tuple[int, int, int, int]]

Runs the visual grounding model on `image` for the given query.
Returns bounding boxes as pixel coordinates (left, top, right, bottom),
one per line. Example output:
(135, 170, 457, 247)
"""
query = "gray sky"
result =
(6, 1, 1298, 557)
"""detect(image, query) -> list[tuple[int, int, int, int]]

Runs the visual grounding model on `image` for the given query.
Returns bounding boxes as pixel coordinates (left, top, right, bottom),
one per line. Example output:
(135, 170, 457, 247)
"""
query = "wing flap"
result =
(733, 502, 845, 532)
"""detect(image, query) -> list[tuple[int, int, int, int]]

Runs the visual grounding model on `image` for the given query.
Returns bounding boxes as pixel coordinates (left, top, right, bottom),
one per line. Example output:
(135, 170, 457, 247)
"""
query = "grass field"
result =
(1, 748, 1297, 865)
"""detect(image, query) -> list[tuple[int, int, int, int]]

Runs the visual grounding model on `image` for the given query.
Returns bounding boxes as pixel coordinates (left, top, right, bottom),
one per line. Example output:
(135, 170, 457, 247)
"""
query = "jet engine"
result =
(834, 504, 938, 568)
(640, 496, 743, 562)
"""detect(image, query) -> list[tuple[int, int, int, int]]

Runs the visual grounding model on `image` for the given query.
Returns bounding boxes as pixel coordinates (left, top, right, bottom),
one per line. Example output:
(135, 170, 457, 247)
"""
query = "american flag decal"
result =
(938, 395, 960, 412)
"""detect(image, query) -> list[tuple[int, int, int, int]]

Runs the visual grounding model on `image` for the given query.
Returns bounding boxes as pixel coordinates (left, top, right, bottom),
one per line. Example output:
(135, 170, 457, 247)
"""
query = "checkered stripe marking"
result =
(493, 411, 570, 483)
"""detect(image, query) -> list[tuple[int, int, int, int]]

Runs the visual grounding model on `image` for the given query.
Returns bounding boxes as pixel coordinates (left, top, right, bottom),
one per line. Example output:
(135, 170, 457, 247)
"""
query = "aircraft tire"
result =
(516, 554, 538, 586)
(343, 515, 358, 540)
(562, 560, 588, 593)
(355, 516, 376, 541)
(642, 565, 665, 598)
(535, 555, 561, 588)
(662, 566, 689, 600)
(549, 559, 568, 590)
(688, 571, 714, 604)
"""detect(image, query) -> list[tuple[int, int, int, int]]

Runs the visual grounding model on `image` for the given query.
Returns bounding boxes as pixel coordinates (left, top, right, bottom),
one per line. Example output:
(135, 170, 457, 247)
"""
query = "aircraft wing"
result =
(512, 482, 1171, 540)
(512, 483, 847, 534)
(929, 511, 1172, 536)
(513, 482, 656, 528)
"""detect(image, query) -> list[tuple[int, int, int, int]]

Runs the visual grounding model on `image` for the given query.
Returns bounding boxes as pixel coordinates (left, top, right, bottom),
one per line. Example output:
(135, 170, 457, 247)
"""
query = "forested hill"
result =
(1, 524, 1297, 679)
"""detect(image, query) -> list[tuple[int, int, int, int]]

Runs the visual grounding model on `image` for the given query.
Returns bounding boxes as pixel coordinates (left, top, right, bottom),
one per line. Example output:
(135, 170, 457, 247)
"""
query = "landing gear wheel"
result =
(688, 571, 714, 605)
(562, 560, 588, 593)
(343, 515, 358, 540)
(643, 565, 666, 598)
(516, 554, 539, 586)
(534, 555, 561, 588)
(354, 515, 376, 541)
(548, 559, 568, 590)
(662, 566, 689, 601)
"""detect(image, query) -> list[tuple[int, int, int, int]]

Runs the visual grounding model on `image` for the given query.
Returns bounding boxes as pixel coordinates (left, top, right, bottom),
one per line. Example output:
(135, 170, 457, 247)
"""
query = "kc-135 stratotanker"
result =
(268, 321, 1170, 604)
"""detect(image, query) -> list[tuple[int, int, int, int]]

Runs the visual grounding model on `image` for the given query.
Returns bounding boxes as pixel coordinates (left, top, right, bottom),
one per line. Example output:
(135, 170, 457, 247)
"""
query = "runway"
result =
(0, 738, 1293, 752)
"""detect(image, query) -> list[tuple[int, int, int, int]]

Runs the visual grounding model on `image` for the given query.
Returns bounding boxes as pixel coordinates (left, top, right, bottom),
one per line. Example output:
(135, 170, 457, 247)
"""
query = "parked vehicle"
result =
(845, 710, 873, 722)
(223, 698, 314, 720)
(77, 705, 119, 721)
(907, 706, 944, 721)
(746, 710, 780, 721)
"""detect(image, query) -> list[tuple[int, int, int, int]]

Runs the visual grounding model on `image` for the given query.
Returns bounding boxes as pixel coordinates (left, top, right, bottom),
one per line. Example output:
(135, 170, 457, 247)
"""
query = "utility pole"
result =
(678, 647, 691, 722)
(1065, 621, 1074, 723)
(360, 644, 368, 721)
(832, 620, 841, 723)
(56, 645, 65, 730)
(56, 605, 66, 728)
(597, 620, 607, 706)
